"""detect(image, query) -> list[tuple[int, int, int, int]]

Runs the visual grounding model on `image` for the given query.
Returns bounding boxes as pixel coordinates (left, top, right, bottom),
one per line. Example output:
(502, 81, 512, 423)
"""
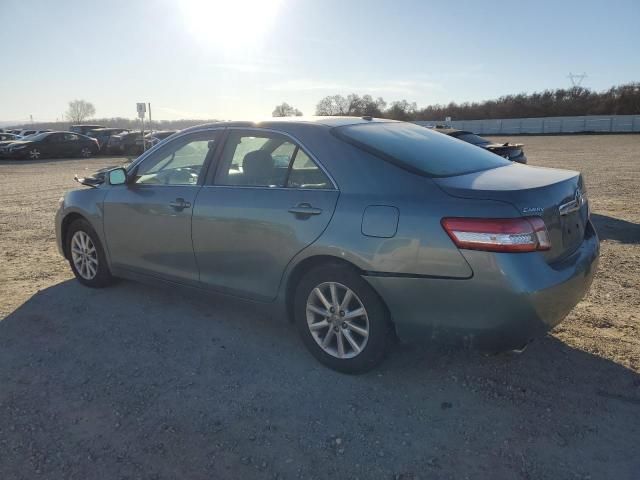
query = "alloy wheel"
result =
(29, 149, 40, 159)
(306, 282, 369, 359)
(70, 231, 98, 280)
(81, 147, 91, 157)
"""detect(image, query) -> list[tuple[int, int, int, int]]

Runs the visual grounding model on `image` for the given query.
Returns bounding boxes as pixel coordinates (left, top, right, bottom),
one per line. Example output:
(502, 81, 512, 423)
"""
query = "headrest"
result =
(243, 150, 274, 184)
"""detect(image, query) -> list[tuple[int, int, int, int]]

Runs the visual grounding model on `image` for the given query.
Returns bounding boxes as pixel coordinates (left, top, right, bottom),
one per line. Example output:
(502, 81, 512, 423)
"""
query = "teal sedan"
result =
(56, 118, 599, 373)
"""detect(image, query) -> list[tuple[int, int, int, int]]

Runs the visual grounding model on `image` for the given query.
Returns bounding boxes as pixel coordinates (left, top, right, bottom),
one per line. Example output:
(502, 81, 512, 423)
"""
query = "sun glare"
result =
(179, 0, 283, 49)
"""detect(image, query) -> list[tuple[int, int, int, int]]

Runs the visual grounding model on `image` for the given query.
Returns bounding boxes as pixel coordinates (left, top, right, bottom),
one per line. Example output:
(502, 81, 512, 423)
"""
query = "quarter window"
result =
(286, 150, 332, 189)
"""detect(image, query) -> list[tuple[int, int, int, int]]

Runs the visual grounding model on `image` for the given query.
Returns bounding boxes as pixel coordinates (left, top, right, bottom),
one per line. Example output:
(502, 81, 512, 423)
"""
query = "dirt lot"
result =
(0, 135, 639, 479)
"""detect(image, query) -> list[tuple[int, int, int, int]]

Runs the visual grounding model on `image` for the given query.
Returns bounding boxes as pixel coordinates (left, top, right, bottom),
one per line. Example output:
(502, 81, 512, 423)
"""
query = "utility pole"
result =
(148, 103, 152, 134)
(137, 103, 147, 153)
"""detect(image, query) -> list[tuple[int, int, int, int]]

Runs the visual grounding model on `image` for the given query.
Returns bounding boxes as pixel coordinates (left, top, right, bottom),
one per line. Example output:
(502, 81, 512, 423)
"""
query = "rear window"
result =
(453, 132, 490, 145)
(333, 122, 510, 177)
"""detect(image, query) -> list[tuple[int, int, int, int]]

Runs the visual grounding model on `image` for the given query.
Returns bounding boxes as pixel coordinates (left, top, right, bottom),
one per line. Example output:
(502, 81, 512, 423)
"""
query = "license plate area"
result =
(561, 209, 586, 251)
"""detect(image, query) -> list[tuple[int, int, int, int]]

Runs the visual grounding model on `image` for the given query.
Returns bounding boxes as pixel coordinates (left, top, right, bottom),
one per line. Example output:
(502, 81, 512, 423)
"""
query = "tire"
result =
(28, 148, 41, 160)
(294, 263, 392, 374)
(79, 146, 92, 158)
(66, 219, 115, 288)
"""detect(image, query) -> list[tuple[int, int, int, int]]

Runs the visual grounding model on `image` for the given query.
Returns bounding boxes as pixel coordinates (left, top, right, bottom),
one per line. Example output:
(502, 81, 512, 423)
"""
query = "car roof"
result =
(181, 116, 400, 134)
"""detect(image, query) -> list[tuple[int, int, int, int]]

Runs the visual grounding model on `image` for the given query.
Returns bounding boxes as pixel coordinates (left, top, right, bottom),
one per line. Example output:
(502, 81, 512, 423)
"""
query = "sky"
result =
(0, 0, 638, 123)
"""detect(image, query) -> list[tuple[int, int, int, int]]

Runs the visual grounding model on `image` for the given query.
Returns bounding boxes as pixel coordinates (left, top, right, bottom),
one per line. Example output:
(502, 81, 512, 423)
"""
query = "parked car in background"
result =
(55, 118, 598, 373)
(0, 136, 24, 153)
(70, 124, 105, 136)
(1, 131, 99, 159)
(0, 132, 21, 142)
(17, 129, 51, 137)
(106, 131, 144, 156)
(87, 128, 130, 153)
(144, 130, 178, 149)
(432, 127, 527, 164)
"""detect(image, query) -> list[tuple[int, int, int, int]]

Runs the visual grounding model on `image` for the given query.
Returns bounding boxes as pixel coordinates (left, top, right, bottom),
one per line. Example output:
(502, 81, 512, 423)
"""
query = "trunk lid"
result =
(434, 163, 589, 262)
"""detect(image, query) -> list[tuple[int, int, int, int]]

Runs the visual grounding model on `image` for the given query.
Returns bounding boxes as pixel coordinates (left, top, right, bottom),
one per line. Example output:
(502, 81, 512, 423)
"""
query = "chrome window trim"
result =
(127, 125, 339, 191)
(200, 184, 337, 192)
(217, 126, 339, 191)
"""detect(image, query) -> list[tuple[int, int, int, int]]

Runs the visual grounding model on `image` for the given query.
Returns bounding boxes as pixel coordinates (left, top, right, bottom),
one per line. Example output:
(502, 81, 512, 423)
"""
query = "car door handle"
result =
(288, 203, 322, 216)
(169, 198, 191, 210)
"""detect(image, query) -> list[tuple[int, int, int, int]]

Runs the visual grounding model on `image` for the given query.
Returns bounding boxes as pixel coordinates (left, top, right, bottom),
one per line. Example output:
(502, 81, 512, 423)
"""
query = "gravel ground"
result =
(0, 135, 639, 479)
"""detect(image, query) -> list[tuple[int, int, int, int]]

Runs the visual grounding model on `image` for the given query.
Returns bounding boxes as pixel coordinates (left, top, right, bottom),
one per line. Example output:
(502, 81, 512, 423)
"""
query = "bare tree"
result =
(315, 95, 349, 115)
(65, 100, 96, 123)
(316, 94, 387, 117)
(386, 100, 418, 121)
(272, 102, 303, 117)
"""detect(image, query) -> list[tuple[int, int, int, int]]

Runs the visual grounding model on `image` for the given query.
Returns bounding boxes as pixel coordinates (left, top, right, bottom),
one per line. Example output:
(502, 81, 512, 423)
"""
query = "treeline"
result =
(313, 83, 640, 121)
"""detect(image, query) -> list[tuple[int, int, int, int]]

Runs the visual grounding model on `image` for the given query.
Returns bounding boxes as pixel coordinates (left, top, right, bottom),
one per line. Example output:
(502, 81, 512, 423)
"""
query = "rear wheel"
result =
(66, 219, 115, 288)
(80, 146, 93, 158)
(28, 148, 41, 159)
(294, 263, 392, 373)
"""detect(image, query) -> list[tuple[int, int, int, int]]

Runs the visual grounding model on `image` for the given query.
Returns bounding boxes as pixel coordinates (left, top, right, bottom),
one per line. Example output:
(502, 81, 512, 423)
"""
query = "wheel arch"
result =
(60, 212, 88, 259)
(284, 255, 392, 328)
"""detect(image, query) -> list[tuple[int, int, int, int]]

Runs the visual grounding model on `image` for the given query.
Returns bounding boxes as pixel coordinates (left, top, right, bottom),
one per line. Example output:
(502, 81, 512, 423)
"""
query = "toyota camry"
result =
(55, 118, 599, 373)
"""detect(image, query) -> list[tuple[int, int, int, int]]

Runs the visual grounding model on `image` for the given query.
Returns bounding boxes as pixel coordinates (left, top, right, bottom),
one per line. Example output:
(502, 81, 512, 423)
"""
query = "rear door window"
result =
(215, 131, 295, 187)
(214, 130, 333, 189)
(333, 122, 510, 177)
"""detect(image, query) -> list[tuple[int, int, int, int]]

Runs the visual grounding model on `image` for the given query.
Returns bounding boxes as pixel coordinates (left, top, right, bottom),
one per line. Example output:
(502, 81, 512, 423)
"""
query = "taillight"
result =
(441, 217, 551, 253)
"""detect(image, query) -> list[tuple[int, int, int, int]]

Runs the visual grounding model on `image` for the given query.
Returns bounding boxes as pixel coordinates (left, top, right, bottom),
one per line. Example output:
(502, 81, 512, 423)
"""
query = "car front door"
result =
(103, 130, 221, 284)
(63, 133, 81, 156)
(192, 128, 339, 301)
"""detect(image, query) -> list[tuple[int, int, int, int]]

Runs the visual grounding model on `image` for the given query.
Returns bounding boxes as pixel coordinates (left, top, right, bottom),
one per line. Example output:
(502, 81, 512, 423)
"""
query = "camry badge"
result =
(522, 207, 544, 214)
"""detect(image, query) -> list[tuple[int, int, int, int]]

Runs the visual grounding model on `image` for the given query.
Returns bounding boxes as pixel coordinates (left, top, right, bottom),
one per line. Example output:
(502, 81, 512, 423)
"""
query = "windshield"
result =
(333, 122, 510, 177)
(454, 132, 491, 145)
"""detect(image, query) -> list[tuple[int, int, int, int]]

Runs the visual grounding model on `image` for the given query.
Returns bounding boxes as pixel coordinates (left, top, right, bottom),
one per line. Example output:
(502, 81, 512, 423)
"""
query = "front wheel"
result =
(66, 219, 115, 288)
(80, 146, 93, 158)
(294, 263, 393, 374)
(28, 148, 41, 160)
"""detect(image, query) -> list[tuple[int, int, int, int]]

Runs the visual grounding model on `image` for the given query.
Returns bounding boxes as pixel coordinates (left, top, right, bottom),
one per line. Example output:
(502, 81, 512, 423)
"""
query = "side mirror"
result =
(108, 167, 127, 185)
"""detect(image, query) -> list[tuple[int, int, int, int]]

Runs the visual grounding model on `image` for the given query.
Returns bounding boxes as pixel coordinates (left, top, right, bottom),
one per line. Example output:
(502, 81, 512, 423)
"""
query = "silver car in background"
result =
(55, 118, 599, 373)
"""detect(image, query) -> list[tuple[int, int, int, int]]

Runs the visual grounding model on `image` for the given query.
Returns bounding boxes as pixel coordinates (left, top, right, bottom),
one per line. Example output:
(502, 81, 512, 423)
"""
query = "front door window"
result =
(135, 138, 214, 186)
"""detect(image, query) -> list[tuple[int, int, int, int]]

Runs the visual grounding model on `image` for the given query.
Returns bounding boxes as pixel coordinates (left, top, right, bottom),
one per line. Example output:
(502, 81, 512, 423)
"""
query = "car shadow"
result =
(591, 213, 640, 244)
(0, 280, 638, 479)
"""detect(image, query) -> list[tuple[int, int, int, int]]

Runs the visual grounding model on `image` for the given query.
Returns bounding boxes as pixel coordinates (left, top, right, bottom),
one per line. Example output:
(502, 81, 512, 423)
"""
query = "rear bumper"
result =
(364, 221, 599, 351)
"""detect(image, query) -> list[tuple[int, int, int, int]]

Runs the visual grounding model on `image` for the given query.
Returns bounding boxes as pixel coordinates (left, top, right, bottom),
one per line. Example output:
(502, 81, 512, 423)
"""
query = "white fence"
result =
(414, 115, 640, 135)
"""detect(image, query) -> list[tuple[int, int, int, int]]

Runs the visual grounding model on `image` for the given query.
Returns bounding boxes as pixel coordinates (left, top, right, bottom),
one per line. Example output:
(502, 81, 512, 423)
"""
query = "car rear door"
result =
(43, 133, 66, 156)
(192, 128, 339, 301)
(103, 130, 221, 284)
